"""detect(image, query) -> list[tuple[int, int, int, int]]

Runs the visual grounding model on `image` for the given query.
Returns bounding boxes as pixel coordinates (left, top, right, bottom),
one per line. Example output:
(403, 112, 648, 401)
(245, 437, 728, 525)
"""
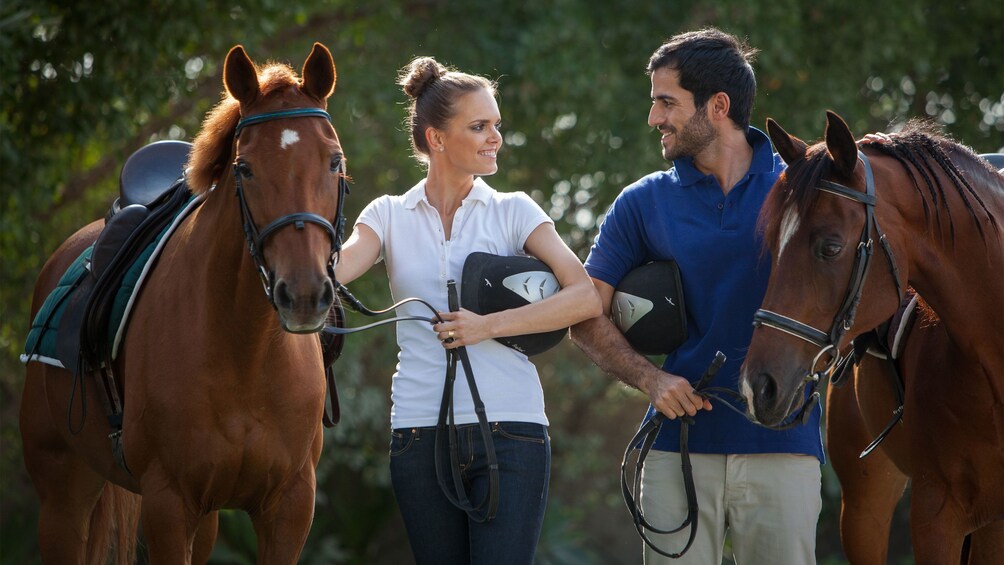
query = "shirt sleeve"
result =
(508, 191, 553, 253)
(584, 188, 648, 288)
(355, 194, 389, 245)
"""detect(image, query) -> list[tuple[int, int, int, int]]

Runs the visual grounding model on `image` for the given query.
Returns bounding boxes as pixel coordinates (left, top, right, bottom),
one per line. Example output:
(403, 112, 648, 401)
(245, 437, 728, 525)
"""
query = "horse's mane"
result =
(186, 62, 303, 194)
(760, 120, 1001, 251)
(914, 291, 940, 329)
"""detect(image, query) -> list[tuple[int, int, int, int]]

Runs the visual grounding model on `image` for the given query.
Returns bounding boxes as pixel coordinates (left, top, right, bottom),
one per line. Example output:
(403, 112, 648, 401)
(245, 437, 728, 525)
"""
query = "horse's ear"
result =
(824, 110, 858, 178)
(766, 118, 807, 166)
(224, 45, 260, 107)
(302, 42, 336, 101)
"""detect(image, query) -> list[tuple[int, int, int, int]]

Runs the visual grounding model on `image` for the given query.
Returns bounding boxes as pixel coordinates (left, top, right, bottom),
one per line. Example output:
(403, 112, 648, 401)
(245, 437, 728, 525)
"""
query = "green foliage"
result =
(1, 0, 1000, 563)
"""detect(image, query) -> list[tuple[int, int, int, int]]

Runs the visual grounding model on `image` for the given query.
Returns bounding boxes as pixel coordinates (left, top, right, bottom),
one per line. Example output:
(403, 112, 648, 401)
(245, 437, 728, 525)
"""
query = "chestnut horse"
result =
(738, 111, 1003, 563)
(21, 43, 345, 563)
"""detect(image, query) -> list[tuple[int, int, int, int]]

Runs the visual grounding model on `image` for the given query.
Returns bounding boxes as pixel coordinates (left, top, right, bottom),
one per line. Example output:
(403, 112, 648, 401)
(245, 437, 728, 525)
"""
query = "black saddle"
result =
(109, 140, 192, 217)
(56, 141, 195, 373)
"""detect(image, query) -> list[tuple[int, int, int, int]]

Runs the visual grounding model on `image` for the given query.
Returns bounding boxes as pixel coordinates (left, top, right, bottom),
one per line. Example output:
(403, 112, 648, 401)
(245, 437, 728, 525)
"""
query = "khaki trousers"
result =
(640, 451, 821, 565)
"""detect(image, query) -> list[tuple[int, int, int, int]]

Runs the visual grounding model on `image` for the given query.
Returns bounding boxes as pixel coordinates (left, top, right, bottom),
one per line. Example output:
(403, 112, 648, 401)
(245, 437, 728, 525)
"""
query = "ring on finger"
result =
(447, 330, 455, 339)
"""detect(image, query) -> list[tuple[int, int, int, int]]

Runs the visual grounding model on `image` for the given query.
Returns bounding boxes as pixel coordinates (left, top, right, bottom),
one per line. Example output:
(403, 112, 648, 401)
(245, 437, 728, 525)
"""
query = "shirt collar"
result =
(403, 177, 494, 209)
(673, 126, 776, 186)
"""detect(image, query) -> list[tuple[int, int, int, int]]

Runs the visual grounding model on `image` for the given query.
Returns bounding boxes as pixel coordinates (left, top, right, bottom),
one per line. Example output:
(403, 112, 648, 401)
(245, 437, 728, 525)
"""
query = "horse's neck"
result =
(886, 164, 1004, 365)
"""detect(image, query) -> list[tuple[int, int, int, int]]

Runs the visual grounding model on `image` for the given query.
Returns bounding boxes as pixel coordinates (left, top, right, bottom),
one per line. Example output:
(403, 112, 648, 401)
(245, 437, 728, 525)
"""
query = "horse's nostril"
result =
(752, 372, 777, 405)
(273, 279, 293, 310)
(319, 279, 334, 311)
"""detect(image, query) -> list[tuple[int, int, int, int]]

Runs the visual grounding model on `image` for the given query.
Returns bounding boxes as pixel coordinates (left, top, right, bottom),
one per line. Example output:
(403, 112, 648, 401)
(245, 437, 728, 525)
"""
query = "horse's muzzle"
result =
(273, 276, 335, 333)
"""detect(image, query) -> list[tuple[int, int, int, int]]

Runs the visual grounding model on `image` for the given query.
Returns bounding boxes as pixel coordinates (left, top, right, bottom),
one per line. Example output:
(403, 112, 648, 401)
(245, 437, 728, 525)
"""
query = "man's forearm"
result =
(569, 314, 661, 394)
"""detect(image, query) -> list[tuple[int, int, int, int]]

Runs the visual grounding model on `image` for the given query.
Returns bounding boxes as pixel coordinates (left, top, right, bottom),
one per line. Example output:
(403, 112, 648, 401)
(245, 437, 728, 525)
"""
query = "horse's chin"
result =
(755, 381, 806, 427)
(278, 313, 326, 334)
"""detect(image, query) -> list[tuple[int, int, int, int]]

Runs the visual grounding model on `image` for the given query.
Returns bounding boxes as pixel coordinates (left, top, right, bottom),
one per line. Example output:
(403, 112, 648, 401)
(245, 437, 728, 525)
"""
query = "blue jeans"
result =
(389, 422, 550, 565)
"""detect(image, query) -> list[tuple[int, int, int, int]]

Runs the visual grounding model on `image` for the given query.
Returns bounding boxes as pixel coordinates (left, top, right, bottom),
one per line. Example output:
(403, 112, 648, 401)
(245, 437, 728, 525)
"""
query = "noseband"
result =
(752, 151, 905, 426)
(231, 108, 350, 305)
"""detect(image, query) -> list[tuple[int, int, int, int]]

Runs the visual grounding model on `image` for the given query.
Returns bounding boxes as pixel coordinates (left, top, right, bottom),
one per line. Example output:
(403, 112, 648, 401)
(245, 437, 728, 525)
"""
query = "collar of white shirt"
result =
(403, 177, 494, 210)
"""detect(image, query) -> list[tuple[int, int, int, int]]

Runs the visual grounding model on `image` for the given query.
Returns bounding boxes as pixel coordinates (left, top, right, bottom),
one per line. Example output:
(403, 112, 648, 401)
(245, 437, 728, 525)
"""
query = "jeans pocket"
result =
(389, 428, 418, 456)
(492, 422, 547, 445)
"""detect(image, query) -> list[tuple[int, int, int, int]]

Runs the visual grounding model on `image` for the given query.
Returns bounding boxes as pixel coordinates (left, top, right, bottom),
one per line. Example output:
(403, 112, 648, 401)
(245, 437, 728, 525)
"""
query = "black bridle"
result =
(231, 108, 350, 307)
(752, 151, 905, 426)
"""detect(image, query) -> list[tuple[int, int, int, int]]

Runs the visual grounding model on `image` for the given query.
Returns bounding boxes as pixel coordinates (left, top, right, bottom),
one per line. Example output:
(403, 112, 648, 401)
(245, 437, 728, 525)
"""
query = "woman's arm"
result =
(334, 223, 381, 285)
(433, 222, 601, 346)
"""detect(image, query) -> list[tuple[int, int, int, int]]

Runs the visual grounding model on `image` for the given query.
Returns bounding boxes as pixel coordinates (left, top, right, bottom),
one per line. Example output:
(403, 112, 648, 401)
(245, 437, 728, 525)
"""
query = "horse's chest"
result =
(162, 406, 319, 497)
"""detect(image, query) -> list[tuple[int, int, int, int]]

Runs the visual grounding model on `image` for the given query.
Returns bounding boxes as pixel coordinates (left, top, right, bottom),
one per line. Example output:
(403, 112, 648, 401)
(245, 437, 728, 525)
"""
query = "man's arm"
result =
(570, 277, 711, 419)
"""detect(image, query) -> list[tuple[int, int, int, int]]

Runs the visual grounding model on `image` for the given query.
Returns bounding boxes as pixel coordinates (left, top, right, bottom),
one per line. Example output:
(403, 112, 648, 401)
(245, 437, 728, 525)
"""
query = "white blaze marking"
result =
(280, 129, 300, 150)
(739, 377, 757, 421)
(776, 205, 801, 262)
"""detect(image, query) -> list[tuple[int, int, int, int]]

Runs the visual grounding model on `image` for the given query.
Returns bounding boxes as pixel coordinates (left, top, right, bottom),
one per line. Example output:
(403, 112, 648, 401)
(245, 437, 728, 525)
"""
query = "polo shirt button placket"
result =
(440, 243, 447, 280)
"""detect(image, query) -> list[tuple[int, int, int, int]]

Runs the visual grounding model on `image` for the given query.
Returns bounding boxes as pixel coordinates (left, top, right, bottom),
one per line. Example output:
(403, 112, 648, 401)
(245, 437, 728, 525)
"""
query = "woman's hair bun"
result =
(399, 57, 447, 99)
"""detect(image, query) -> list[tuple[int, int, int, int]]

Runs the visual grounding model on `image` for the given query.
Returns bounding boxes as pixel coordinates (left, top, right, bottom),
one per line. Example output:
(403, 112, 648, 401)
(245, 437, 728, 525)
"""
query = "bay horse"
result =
(21, 43, 345, 563)
(738, 111, 1004, 563)
(828, 303, 1004, 563)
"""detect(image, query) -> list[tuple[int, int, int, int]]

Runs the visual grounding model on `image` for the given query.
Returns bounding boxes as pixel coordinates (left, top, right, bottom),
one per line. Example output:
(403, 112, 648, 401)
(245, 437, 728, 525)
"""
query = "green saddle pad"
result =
(22, 193, 202, 367)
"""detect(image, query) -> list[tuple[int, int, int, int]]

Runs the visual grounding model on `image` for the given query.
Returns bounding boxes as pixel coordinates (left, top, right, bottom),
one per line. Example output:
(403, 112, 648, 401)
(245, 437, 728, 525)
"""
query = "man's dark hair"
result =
(647, 28, 759, 130)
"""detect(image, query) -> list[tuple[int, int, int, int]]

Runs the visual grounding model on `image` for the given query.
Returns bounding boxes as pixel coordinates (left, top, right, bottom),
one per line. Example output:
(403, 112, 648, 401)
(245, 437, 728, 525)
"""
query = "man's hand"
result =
(647, 371, 713, 420)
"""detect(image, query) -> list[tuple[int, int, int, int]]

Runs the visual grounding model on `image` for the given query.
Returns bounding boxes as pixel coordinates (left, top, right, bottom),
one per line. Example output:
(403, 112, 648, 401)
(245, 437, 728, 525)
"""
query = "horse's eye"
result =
(330, 155, 343, 173)
(820, 242, 843, 259)
(236, 161, 253, 178)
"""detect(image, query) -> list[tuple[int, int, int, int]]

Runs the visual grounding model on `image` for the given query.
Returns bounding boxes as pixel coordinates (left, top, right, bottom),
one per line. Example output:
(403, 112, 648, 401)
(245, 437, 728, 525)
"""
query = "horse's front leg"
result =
(139, 475, 205, 565)
(966, 520, 1004, 565)
(192, 510, 219, 564)
(826, 379, 908, 564)
(909, 484, 969, 565)
(252, 436, 322, 564)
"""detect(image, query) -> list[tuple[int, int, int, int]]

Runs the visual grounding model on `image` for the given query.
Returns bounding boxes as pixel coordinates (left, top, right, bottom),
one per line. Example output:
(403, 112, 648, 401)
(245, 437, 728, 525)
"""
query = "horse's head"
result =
(739, 111, 903, 427)
(192, 43, 345, 333)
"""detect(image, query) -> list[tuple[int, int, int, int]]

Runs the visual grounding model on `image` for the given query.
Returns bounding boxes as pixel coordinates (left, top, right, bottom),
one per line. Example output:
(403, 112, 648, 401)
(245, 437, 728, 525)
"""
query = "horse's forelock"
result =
(759, 145, 831, 255)
(186, 62, 304, 194)
(257, 63, 301, 97)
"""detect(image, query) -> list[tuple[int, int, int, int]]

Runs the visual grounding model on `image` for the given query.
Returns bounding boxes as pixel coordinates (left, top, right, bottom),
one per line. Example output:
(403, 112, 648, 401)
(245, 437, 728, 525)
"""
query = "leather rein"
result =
(621, 352, 726, 558)
(325, 282, 501, 522)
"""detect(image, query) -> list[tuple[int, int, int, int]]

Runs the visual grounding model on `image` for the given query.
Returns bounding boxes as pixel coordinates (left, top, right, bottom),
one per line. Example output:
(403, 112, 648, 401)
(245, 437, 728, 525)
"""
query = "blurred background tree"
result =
(1, 0, 1001, 563)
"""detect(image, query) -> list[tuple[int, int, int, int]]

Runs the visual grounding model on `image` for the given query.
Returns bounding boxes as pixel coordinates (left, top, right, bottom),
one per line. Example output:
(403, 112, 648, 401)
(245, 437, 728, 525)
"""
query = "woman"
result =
(335, 57, 601, 564)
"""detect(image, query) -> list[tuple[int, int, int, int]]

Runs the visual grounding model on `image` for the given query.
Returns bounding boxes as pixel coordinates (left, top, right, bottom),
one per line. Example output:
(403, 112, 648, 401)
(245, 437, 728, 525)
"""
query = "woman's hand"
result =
(859, 132, 893, 145)
(433, 309, 493, 349)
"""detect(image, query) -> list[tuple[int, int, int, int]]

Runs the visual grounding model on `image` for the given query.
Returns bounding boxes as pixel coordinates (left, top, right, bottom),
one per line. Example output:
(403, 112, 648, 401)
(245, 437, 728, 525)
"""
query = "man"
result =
(570, 28, 823, 564)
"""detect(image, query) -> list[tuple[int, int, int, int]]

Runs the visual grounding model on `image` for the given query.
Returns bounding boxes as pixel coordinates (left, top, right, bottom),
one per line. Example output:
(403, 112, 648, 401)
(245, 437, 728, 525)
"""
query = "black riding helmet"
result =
(460, 252, 566, 356)
(612, 260, 688, 356)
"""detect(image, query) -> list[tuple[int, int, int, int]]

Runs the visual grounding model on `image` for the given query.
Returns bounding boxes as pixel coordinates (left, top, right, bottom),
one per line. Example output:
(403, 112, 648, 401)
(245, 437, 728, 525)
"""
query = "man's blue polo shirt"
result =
(585, 127, 823, 461)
